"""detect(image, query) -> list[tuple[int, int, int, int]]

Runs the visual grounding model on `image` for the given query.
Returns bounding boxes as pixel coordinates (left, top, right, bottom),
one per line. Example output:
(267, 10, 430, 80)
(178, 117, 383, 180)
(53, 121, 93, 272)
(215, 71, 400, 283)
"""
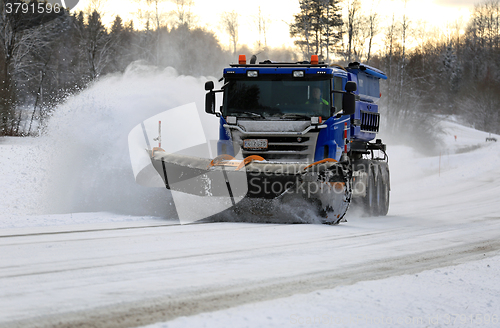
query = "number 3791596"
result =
(6, 2, 61, 14)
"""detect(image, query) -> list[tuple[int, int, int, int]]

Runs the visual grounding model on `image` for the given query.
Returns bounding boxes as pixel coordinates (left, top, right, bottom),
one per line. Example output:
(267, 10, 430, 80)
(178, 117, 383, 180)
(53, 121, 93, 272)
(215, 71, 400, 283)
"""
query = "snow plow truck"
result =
(149, 55, 390, 224)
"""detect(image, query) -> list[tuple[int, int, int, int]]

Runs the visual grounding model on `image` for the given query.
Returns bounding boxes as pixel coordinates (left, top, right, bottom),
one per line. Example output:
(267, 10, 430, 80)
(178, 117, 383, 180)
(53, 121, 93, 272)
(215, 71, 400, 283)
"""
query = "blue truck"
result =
(150, 55, 389, 224)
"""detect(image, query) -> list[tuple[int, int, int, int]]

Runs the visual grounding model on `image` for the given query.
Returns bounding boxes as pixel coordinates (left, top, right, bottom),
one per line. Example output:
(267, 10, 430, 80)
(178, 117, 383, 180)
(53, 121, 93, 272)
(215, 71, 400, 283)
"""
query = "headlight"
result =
(293, 70, 305, 78)
(247, 70, 259, 78)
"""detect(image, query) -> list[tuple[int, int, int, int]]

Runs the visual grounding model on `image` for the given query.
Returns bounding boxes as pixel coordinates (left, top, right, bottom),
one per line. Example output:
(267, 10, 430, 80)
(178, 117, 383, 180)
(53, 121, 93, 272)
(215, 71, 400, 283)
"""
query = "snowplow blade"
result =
(148, 149, 350, 224)
(150, 151, 250, 198)
(150, 150, 306, 199)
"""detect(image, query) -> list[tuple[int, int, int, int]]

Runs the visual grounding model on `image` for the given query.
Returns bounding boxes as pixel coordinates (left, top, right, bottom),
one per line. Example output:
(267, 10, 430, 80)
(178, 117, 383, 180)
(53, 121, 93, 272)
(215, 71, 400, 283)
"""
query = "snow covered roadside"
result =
(144, 254, 500, 328)
(0, 138, 170, 230)
(0, 137, 45, 218)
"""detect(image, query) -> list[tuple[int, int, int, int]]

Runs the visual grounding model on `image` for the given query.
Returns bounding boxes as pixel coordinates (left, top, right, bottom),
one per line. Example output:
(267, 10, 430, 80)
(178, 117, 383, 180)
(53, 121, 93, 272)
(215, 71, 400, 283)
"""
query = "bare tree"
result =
(254, 6, 271, 50)
(133, 0, 170, 66)
(365, 3, 379, 63)
(337, 0, 381, 63)
(135, 0, 168, 31)
(220, 10, 239, 55)
(75, 10, 115, 81)
(173, 0, 196, 28)
(343, 0, 376, 62)
(399, 0, 409, 95)
(353, 16, 371, 61)
(345, 0, 360, 62)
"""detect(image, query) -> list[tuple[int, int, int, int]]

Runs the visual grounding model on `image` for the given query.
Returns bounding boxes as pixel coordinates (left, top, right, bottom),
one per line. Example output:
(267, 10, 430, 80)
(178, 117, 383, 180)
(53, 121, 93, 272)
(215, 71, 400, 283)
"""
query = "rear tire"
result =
(363, 167, 377, 216)
(377, 168, 390, 216)
(374, 169, 382, 216)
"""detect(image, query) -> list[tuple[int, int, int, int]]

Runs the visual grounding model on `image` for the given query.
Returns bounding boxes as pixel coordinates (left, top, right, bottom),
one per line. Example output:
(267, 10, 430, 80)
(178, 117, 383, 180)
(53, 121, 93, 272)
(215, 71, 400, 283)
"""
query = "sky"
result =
(73, 0, 477, 50)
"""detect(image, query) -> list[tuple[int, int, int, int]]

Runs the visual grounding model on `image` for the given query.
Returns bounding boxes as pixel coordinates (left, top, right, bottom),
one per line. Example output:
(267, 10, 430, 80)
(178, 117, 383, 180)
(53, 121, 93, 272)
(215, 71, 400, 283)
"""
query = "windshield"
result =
(223, 79, 333, 119)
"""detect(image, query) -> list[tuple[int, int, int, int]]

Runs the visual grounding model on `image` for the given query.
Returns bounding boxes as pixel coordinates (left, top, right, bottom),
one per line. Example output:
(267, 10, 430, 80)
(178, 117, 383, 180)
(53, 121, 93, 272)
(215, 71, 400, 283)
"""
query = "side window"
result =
(358, 72, 380, 98)
(358, 74, 366, 95)
(333, 77, 343, 114)
(369, 75, 380, 97)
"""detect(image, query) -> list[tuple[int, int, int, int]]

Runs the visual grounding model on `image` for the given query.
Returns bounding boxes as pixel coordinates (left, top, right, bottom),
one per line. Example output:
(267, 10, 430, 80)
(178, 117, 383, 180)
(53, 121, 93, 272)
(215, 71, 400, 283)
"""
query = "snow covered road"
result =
(1, 209, 499, 327)
(1, 119, 500, 328)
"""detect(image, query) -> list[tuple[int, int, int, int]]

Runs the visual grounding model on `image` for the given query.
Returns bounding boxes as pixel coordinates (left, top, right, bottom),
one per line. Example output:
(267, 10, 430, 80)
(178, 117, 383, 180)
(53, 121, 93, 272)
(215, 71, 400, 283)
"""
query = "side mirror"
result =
(205, 92, 216, 114)
(342, 92, 356, 116)
(205, 81, 214, 91)
(345, 81, 357, 92)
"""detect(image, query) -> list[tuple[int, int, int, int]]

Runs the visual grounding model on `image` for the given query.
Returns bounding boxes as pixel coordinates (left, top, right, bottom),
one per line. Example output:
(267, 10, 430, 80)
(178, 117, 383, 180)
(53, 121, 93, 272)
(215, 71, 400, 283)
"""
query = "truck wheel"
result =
(363, 167, 376, 216)
(378, 170, 390, 216)
(374, 169, 382, 217)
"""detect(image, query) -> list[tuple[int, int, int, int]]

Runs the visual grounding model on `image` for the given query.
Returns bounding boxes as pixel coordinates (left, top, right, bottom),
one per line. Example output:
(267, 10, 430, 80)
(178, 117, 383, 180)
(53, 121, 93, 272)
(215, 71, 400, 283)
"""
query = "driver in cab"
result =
(306, 87, 329, 105)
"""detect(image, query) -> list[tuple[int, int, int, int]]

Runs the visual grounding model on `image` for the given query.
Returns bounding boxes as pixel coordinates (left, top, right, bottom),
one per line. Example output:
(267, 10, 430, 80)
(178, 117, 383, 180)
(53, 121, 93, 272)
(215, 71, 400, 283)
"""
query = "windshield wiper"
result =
(281, 113, 310, 120)
(240, 111, 266, 119)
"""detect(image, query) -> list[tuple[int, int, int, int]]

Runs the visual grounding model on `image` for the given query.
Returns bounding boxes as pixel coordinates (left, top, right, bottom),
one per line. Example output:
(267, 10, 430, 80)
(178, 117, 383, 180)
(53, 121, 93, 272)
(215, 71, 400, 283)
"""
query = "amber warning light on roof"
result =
(239, 55, 246, 65)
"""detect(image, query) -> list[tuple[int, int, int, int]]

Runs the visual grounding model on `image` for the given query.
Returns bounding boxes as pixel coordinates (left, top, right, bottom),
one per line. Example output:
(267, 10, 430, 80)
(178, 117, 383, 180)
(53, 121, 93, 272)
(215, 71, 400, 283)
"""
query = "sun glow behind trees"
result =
(73, 0, 473, 52)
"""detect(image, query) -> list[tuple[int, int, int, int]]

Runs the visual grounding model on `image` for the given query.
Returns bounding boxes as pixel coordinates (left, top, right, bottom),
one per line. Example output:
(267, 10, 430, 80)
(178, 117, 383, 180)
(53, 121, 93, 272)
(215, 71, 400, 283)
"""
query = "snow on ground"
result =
(0, 137, 45, 217)
(144, 255, 500, 328)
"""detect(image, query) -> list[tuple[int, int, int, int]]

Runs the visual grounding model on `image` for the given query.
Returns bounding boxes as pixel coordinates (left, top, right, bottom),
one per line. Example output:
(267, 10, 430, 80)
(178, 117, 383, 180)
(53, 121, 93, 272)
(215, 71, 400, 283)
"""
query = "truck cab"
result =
(206, 56, 385, 165)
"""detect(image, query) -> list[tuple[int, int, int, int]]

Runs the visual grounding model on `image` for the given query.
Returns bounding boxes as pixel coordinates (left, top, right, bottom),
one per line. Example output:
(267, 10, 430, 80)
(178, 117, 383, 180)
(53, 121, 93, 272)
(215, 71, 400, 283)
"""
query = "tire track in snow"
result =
(0, 223, 401, 279)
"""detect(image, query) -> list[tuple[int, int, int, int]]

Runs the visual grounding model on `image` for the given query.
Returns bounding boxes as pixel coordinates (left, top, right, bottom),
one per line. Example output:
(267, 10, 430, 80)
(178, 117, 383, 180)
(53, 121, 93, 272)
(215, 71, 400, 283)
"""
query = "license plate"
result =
(244, 139, 268, 149)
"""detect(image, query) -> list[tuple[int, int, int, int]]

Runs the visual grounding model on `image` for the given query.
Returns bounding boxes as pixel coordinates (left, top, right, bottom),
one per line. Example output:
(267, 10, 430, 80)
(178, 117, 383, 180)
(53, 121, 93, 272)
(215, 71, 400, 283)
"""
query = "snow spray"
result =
(36, 62, 219, 216)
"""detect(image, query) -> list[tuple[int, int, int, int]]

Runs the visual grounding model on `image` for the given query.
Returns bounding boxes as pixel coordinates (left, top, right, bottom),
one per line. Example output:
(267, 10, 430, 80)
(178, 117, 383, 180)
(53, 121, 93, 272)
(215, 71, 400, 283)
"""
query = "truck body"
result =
(202, 56, 390, 222)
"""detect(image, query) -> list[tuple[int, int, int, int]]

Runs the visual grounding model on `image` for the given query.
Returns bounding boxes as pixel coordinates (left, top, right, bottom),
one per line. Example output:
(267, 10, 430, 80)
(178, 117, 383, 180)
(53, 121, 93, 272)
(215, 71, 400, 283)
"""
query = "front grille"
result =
(360, 110, 380, 133)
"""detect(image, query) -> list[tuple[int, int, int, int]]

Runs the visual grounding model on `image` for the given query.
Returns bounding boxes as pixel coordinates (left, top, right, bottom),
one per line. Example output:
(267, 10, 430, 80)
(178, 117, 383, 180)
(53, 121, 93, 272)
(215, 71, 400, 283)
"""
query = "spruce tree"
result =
(289, 0, 343, 60)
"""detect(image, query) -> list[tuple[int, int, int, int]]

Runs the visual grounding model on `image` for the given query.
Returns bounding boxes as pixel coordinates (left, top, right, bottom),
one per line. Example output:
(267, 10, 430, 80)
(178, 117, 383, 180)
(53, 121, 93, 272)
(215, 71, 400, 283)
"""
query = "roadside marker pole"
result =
(344, 123, 348, 154)
(158, 121, 162, 148)
(439, 151, 441, 177)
